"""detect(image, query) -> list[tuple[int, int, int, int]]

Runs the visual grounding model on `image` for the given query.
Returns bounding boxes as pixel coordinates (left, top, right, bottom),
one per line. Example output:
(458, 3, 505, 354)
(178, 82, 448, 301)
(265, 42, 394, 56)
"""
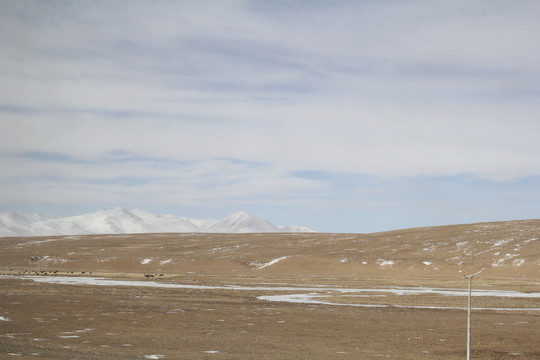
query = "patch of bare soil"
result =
(1, 276, 538, 359)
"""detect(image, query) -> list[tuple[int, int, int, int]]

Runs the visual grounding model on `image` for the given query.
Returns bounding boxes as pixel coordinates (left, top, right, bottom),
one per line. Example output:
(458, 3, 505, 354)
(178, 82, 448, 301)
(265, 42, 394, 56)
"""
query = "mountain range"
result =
(0, 208, 315, 237)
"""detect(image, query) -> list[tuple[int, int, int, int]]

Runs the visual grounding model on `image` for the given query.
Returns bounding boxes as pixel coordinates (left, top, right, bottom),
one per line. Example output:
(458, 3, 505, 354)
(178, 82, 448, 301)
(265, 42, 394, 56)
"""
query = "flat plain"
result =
(1, 219, 539, 359)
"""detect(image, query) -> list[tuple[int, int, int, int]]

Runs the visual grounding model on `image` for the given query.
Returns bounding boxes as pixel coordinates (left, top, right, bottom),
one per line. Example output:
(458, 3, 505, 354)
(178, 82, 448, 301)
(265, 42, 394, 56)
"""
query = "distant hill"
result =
(0, 208, 315, 237)
(0, 219, 537, 279)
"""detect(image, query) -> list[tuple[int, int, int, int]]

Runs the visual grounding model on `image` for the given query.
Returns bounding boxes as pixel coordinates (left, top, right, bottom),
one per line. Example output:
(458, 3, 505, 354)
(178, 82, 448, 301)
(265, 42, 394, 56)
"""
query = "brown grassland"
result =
(1, 219, 539, 359)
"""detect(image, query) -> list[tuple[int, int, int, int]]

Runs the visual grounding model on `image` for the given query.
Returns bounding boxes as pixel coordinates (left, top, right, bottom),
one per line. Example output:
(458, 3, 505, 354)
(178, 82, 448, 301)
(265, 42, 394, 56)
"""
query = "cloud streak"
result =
(1, 1, 540, 231)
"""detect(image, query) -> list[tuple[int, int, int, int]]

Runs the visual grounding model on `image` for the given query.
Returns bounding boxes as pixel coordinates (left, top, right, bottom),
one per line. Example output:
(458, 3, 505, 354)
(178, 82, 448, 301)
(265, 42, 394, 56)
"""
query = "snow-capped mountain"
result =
(0, 212, 56, 237)
(207, 212, 280, 233)
(0, 208, 315, 237)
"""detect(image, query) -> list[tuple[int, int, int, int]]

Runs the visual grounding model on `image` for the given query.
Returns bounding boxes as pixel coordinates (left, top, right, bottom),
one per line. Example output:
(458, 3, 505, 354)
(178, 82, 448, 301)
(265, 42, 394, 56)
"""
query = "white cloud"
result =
(1, 1, 540, 230)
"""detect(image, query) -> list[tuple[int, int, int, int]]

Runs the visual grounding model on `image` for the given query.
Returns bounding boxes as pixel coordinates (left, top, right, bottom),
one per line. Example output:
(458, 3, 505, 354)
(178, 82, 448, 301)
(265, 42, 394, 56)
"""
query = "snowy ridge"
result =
(207, 212, 279, 233)
(0, 208, 315, 237)
(0, 212, 56, 237)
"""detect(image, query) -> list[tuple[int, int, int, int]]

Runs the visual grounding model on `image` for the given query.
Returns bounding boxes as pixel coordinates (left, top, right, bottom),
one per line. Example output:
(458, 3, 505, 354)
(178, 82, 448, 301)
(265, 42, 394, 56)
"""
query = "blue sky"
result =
(1, 0, 539, 232)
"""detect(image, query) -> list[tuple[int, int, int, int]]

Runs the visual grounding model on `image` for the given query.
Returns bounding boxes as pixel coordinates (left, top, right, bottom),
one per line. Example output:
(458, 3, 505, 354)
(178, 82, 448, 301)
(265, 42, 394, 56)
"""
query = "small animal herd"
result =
(6, 268, 167, 279)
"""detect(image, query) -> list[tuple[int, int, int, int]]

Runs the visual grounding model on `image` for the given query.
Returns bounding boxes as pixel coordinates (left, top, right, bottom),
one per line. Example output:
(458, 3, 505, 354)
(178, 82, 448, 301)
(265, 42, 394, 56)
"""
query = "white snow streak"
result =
(376, 259, 394, 267)
(512, 259, 526, 266)
(257, 256, 288, 269)
(4, 275, 539, 312)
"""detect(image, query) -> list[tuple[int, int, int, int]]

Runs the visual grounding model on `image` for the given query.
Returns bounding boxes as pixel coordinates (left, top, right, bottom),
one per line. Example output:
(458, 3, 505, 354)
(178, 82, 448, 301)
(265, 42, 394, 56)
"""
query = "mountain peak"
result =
(0, 209, 315, 236)
(230, 211, 249, 216)
(210, 212, 280, 233)
(224, 211, 255, 221)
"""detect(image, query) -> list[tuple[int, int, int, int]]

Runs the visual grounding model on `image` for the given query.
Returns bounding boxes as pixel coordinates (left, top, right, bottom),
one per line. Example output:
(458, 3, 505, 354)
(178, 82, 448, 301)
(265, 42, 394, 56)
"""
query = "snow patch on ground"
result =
(456, 241, 468, 248)
(492, 253, 519, 267)
(6, 276, 539, 312)
(257, 256, 288, 270)
(512, 259, 526, 266)
(422, 245, 437, 252)
(258, 292, 540, 311)
(141, 258, 152, 265)
(493, 238, 514, 247)
(523, 237, 537, 244)
(0, 316, 11, 321)
(376, 259, 394, 267)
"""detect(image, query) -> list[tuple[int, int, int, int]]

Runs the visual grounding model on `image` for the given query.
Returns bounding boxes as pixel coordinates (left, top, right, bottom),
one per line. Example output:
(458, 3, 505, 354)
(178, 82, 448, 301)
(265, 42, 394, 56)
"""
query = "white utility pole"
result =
(464, 274, 473, 360)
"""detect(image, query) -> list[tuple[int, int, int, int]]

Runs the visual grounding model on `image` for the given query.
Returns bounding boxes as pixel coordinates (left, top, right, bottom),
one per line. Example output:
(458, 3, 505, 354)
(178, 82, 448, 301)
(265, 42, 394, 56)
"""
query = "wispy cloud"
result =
(1, 1, 540, 231)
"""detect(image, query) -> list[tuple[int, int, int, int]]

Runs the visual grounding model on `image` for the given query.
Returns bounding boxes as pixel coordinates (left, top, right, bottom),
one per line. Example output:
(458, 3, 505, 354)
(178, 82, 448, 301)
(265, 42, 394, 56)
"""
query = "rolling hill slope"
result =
(1, 219, 538, 279)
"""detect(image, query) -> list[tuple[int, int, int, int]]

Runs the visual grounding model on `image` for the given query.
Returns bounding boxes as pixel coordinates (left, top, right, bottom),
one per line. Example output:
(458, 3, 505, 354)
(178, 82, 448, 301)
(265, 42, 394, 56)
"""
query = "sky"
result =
(1, 0, 540, 233)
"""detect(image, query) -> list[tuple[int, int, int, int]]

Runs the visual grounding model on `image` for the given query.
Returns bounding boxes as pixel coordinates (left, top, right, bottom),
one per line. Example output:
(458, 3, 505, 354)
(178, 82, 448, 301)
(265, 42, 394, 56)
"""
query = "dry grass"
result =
(1, 219, 539, 359)
(1, 219, 538, 280)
